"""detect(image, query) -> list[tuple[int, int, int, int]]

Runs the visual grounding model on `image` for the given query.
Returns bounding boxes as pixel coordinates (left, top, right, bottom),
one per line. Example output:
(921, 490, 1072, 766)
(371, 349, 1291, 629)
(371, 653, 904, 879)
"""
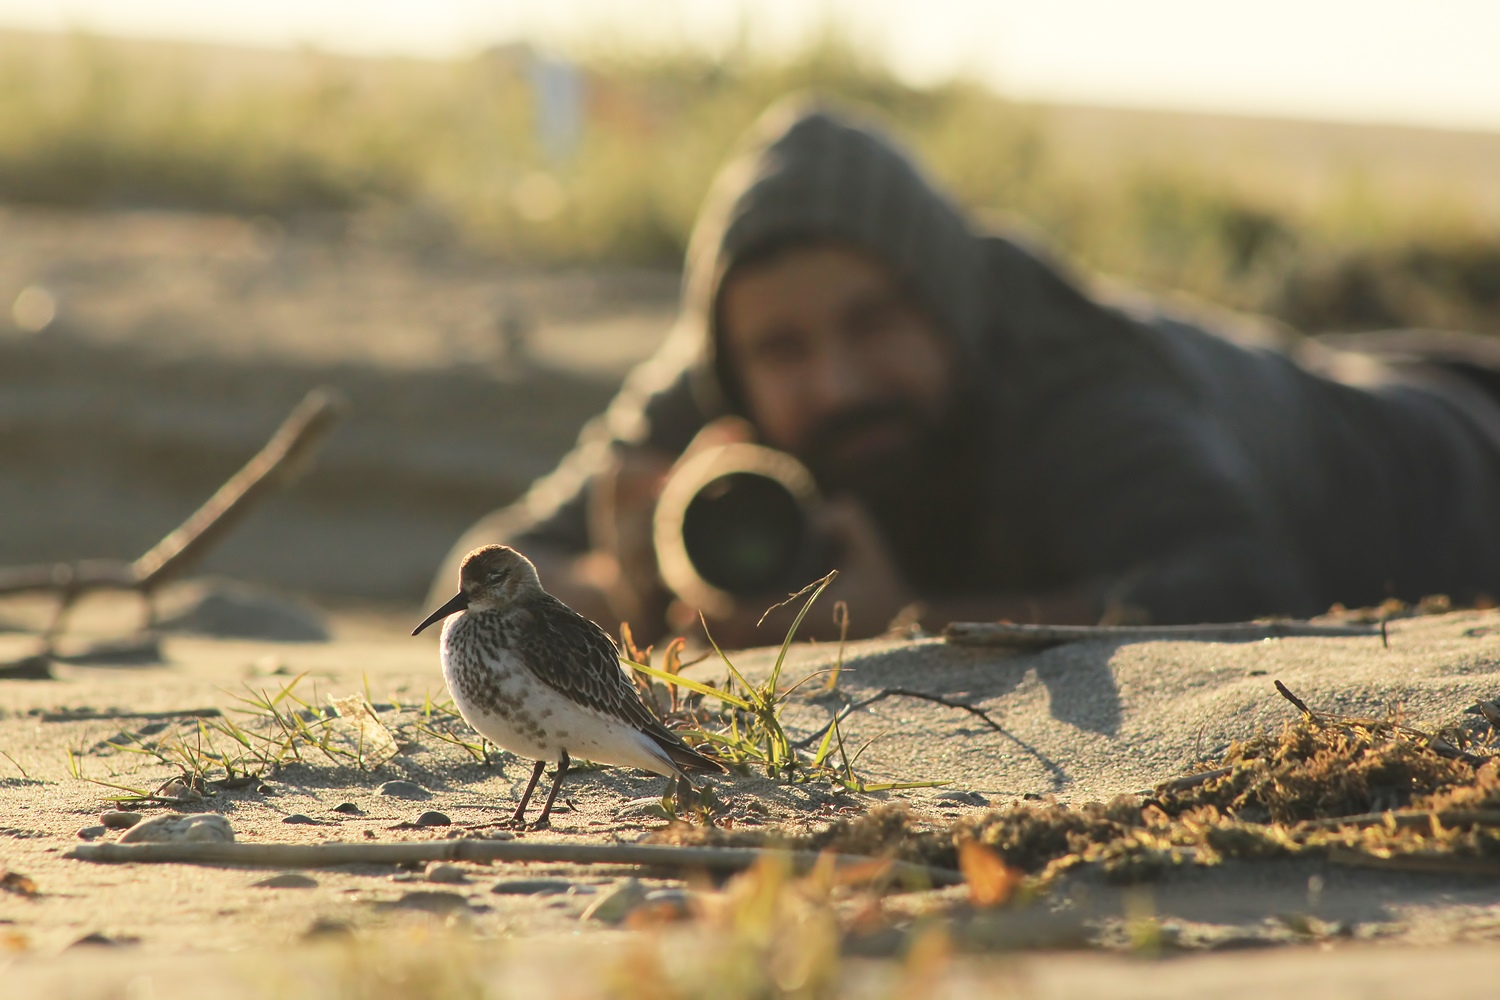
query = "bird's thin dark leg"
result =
(509, 759, 547, 825)
(671, 774, 697, 814)
(531, 750, 571, 828)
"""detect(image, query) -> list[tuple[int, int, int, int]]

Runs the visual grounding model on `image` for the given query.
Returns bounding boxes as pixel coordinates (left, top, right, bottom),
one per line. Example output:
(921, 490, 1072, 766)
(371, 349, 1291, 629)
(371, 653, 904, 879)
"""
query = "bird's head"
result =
(412, 544, 542, 635)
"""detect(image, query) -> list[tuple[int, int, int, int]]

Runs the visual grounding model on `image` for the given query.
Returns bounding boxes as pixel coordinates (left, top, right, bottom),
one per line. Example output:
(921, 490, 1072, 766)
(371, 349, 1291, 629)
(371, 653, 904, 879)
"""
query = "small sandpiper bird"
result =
(413, 544, 725, 827)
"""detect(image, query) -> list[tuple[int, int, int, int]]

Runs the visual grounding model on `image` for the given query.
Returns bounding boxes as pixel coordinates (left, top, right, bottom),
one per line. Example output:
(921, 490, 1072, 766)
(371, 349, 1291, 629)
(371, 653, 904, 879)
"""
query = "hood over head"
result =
(672, 96, 992, 415)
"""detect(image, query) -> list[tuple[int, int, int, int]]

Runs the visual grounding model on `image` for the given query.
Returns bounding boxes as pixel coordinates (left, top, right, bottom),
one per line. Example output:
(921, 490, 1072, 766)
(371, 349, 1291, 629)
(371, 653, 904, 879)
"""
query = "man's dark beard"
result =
(799, 396, 986, 593)
(799, 399, 957, 503)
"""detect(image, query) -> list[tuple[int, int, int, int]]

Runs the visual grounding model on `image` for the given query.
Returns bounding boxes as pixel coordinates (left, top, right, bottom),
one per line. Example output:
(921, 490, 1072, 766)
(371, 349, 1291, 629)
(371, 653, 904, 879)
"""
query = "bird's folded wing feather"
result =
(517, 598, 691, 746)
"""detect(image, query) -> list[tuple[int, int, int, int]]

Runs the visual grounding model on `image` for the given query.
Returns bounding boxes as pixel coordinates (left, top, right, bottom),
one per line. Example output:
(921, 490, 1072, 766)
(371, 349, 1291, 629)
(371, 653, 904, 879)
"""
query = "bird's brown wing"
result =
(515, 596, 726, 774)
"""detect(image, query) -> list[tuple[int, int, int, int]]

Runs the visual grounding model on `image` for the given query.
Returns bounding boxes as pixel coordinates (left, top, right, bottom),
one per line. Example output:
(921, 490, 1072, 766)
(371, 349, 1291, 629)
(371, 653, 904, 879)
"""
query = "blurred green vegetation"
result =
(1, 29, 1497, 333)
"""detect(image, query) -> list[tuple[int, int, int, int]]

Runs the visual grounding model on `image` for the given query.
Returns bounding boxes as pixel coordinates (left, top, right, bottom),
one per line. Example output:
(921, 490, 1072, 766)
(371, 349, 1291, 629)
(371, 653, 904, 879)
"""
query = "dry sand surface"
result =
(0, 206, 677, 598)
(5, 600, 1500, 995)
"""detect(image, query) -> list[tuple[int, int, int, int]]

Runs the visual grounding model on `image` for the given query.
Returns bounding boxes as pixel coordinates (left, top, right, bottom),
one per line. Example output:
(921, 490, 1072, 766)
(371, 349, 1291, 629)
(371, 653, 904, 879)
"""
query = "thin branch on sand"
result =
(67, 839, 963, 885)
(943, 620, 1379, 650)
(792, 687, 1005, 752)
(0, 388, 344, 677)
(0, 387, 344, 601)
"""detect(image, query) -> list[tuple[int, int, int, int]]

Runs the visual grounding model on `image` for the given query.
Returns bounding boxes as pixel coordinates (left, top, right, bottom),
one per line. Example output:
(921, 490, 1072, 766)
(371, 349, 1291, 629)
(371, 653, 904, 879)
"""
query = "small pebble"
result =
(158, 778, 201, 801)
(100, 811, 142, 830)
(76, 826, 106, 840)
(119, 813, 234, 844)
(69, 932, 138, 949)
(250, 872, 318, 889)
(332, 802, 363, 815)
(615, 796, 673, 820)
(281, 814, 323, 825)
(936, 789, 990, 806)
(425, 863, 468, 884)
(491, 878, 573, 896)
(377, 780, 431, 800)
(302, 918, 352, 940)
(413, 811, 451, 827)
(639, 888, 700, 920)
(256, 784, 274, 794)
(579, 879, 647, 922)
(302, 918, 353, 940)
(378, 890, 470, 914)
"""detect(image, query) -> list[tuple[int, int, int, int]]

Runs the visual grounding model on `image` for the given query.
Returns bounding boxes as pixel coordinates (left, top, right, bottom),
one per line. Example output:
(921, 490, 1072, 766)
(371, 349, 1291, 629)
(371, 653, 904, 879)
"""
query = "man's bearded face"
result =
(797, 397, 944, 496)
(718, 243, 961, 500)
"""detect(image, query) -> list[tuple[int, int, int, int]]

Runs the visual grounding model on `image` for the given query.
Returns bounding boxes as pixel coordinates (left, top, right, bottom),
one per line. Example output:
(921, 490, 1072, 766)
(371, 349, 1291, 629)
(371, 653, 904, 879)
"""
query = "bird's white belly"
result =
(440, 626, 674, 776)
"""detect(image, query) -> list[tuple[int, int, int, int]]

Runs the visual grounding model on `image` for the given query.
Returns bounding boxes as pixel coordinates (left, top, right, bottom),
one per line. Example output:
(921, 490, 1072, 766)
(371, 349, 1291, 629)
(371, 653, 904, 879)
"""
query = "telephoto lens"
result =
(653, 443, 826, 616)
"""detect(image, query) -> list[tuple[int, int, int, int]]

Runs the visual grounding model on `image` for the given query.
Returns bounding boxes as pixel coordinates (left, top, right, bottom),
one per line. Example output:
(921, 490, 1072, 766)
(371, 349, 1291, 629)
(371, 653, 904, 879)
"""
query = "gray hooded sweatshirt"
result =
(488, 99, 1500, 623)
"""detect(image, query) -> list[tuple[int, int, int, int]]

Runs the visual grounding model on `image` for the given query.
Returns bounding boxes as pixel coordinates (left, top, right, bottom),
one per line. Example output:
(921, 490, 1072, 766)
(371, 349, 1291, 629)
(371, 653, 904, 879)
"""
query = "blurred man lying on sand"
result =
(434, 97, 1500, 646)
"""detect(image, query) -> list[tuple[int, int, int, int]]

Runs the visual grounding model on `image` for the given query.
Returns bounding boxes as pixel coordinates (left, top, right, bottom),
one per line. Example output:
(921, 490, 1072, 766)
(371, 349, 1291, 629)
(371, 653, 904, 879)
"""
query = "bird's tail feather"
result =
(656, 735, 728, 775)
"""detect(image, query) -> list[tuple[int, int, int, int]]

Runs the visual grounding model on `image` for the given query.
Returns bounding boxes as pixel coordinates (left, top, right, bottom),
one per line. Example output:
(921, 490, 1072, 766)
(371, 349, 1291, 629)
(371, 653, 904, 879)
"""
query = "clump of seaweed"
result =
(1155, 716, 1476, 824)
(653, 680, 1500, 883)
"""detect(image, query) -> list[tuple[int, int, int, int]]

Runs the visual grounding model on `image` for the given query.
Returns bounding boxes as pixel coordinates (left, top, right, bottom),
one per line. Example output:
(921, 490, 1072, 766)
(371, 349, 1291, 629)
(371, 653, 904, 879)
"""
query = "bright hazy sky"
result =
(4, 0, 1499, 132)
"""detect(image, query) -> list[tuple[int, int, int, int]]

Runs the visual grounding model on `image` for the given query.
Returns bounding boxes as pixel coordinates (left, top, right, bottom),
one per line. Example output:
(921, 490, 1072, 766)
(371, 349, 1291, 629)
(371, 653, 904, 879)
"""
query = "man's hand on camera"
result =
(573, 417, 760, 636)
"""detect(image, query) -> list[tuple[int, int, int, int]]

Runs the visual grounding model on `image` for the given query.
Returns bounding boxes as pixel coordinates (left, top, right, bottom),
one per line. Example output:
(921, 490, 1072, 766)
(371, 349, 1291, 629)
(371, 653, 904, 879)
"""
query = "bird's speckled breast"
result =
(439, 610, 558, 758)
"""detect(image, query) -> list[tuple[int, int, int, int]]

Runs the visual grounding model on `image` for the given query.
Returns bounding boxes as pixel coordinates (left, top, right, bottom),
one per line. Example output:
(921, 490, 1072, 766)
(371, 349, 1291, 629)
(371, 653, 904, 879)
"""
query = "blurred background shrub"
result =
(2, 28, 1496, 334)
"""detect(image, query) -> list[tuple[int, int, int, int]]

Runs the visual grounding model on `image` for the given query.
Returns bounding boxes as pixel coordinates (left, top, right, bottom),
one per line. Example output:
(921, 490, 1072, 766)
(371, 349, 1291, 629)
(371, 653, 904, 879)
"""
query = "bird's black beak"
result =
(412, 591, 468, 636)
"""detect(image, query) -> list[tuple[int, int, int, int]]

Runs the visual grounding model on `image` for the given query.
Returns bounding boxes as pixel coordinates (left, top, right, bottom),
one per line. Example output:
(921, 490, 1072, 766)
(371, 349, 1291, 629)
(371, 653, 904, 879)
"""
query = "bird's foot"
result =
(673, 778, 698, 813)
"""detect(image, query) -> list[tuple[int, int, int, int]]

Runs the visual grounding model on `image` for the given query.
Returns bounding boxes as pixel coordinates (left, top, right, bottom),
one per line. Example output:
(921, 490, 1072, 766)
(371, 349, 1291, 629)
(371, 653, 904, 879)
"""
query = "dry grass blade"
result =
(764, 570, 837, 697)
(626, 659, 750, 711)
(826, 600, 850, 692)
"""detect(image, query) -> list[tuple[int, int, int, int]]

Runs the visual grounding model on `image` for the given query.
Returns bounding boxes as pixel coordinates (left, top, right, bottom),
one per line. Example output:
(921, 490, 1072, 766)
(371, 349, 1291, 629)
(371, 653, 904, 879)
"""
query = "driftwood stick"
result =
(67, 839, 963, 885)
(943, 620, 1379, 650)
(132, 388, 345, 590)
(1324, 847, 1500, 876)
(0, 388, 344, 599)
(1302, 809, 1500, 831)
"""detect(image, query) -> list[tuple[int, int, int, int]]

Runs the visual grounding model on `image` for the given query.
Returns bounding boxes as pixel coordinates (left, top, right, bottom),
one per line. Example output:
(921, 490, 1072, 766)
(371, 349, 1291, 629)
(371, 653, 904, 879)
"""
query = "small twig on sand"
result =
(1273, 679, 1314, 716)
(0, 388, 344, 601)
(1271, 680, 1487, 764)
(849, 688, 1006, 734)
(133, 389, 344, 590)
(67, 839, 963, 885)
(790, 687, 1004, 751)
(943, 620, 1379, 650)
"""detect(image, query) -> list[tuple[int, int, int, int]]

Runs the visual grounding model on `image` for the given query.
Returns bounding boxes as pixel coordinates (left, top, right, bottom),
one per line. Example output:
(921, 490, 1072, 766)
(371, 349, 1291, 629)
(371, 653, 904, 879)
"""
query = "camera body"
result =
(652, 443, 827, 615)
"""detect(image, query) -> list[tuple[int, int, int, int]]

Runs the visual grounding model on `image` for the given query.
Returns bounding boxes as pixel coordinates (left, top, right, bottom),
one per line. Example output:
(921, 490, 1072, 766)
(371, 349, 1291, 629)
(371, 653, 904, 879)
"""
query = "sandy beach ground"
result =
(0, 206, 677, 599)
(5, 595, 1500, 995)
(7, 206, 1500, 994)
